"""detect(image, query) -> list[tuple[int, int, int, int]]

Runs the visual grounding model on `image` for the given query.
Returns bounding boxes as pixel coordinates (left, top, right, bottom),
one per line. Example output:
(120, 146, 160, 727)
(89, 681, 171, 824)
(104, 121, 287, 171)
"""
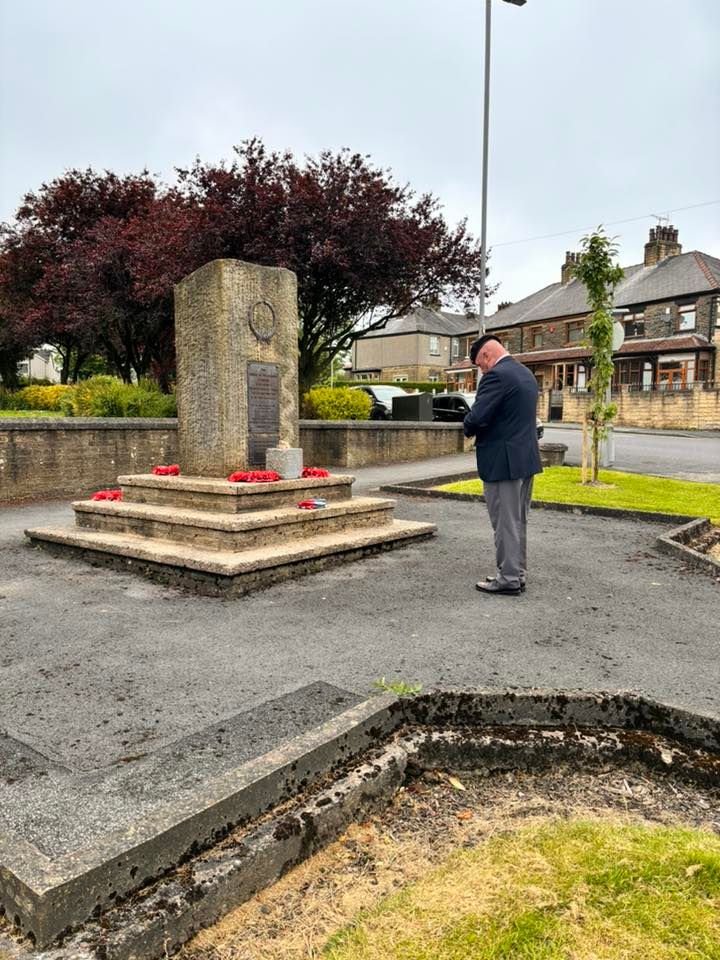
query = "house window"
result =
(531, 327, 543, 349)
(428, 336, 440, 355)
(393, 375, 408, 382)
(566, 321, 584, 344)
(614, 359, 646, 388)
(624, 312, 645, 338)
(451, 338, 459, 358)
(677, 304, 696, 332)
(658, 359, 694, 389)
(428, 374, 439, 382)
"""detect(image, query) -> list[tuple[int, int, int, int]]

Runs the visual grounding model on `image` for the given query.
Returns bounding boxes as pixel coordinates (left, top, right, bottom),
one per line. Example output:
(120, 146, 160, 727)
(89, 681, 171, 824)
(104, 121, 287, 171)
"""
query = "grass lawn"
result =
(437, 466, 720, 525)
(322, 820, 720, 960)
(0, 409, 64, 417)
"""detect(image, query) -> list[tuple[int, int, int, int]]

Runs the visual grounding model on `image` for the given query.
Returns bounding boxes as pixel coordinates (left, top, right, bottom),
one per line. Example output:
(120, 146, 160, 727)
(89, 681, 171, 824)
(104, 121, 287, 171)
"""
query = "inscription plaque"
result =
(247, 362, 280, 466)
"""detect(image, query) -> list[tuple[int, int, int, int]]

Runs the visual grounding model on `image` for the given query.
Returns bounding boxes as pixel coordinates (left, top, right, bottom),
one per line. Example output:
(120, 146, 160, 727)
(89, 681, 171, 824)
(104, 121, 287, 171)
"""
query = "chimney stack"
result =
(561, 251, 580, 285)
(644, 225, 681, 267)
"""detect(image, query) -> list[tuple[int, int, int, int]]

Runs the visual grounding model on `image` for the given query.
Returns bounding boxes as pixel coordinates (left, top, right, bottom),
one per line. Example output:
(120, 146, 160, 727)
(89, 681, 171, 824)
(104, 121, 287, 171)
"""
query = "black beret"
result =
(469, 334, 502, 363)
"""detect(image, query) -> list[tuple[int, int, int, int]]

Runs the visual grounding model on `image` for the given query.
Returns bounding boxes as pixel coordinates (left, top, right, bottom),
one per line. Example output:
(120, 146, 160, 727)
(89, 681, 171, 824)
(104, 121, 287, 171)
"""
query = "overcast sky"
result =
(1, 0, 718, 313)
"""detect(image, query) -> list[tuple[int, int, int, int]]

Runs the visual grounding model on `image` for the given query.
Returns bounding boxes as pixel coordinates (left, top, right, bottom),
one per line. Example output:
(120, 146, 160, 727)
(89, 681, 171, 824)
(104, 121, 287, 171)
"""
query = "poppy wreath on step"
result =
(302, 467, 330, 478)
(91, 489, 123, 501)
(152, 464, 180, 476)
(227, 470, 282, 483)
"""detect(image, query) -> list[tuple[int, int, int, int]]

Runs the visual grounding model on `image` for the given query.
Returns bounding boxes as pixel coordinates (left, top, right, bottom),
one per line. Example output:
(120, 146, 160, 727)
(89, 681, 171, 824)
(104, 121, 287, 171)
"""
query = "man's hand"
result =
(463, 369, 504, 438)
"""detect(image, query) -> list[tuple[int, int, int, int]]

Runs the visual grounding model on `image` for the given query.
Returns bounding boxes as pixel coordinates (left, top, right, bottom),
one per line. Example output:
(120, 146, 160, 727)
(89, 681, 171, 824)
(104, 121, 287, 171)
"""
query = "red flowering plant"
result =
(152, 464, 180, 476)
(302, 467, 330, 478)
(91, 489, 123, 501)
(227, 470, 281, 483)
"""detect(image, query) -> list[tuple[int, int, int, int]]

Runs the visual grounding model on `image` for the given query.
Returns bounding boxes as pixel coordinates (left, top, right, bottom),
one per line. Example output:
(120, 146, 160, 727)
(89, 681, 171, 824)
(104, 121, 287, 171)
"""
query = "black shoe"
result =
(485, 576, 526, 593)
(476, 580, 522, 596)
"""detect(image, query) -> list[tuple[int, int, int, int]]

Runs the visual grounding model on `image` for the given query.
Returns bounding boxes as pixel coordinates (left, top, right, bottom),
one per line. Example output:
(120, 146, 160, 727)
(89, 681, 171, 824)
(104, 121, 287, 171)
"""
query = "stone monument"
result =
(25, 259, 436, 595)
(175, 259, 299, 475)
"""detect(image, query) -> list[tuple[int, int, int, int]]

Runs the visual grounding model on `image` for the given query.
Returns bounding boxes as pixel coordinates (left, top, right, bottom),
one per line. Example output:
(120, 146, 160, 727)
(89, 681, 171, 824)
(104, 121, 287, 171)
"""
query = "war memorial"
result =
(25, 260, 436, 594)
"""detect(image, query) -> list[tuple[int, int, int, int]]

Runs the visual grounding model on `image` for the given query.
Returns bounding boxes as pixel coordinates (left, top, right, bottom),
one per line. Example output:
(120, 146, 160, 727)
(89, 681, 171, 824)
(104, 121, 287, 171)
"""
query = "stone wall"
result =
(0, 419, 467, 502)
(300, 421, 466, 469)
(0, 420, 178, 502)
(560, 385, 720, 429)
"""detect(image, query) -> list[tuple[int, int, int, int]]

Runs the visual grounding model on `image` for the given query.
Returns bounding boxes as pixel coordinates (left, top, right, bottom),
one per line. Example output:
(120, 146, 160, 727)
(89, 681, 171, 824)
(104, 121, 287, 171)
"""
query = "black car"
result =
(350, 384, 409, 420)
(433, 391, 544, 439)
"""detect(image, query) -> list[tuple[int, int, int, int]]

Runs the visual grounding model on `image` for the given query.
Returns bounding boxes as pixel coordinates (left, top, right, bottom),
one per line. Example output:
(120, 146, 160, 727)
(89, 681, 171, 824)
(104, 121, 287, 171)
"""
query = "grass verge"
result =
(0, 409, 64, 418)
(322, 819, 720, 960)
(437, 466, 720, 525)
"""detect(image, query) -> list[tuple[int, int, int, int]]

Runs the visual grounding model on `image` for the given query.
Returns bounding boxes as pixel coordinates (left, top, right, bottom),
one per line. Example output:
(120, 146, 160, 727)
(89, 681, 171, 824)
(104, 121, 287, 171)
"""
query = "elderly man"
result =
(463, 334, 542, 596)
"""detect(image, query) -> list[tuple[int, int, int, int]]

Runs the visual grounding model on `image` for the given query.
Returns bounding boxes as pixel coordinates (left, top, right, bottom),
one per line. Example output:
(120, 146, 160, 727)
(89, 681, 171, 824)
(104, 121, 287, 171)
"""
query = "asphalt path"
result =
(1, 487, 717, 776)
(543, 425, 720, 482)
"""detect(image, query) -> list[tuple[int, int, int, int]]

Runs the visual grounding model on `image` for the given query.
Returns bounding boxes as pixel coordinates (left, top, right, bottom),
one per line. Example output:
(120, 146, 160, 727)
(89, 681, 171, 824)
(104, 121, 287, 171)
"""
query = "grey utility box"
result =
(391, 392, 434, 421)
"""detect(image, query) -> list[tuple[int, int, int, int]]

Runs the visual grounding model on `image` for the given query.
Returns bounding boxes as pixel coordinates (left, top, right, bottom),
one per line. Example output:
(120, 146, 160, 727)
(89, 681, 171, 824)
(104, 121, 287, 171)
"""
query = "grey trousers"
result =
(483, 476, 534, 588)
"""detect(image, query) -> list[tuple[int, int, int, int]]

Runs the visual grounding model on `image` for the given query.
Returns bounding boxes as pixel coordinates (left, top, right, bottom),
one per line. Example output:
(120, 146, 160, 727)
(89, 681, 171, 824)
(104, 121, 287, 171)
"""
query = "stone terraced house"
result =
(350, 304, 475, 384)
(350, 225, 719, 428)
(444, 225, 719, 425)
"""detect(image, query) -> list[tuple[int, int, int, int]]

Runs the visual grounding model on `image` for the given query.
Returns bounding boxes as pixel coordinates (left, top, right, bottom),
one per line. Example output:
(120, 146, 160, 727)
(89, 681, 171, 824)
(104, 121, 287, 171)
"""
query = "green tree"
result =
(572, 228, 624, 483)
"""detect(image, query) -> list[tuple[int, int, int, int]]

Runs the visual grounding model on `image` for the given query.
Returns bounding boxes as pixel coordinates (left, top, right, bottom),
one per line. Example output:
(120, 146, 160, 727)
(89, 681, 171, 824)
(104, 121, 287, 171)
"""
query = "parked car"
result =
(432, 391, 544, 439)
(350, 384, 409, 420)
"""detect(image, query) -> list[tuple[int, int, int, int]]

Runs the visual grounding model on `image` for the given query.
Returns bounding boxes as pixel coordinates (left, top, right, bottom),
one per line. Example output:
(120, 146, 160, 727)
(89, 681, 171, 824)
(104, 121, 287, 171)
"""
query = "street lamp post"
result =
(478, 0, 527, 345)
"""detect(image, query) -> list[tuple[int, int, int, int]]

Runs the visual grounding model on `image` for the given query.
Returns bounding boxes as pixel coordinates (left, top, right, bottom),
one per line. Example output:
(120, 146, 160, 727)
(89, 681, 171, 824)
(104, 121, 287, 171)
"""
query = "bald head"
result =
(474, 337, 509, 374)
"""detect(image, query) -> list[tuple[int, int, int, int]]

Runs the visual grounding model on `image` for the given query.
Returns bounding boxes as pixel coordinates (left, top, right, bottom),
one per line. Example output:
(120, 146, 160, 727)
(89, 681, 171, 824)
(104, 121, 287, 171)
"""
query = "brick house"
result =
(351, 304, 474, 383)
(445, 226, 719, 416)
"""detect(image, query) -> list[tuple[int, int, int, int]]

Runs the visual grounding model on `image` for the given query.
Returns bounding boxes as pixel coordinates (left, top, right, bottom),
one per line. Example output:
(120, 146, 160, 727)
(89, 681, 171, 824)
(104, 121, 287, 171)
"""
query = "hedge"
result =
(0, 377, 176, 417)
(333, 380, 448, 393)
(15, 384, 74, 410)
(60, 376, 177, 417)
(302, 386, 373, 420)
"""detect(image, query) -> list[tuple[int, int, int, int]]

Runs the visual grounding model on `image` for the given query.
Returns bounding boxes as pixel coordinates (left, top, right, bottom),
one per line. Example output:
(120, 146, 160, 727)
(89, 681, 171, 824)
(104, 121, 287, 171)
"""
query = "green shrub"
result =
(15, 384, 73, 411)
(60, 376, 176, 418)
(302, 386, 372, 420)
(17, 376, 55, 387)
(0, 388, 28, 410)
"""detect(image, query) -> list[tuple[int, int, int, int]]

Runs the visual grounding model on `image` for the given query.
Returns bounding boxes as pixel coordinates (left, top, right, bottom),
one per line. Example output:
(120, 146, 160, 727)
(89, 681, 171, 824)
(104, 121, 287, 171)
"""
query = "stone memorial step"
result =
(25, 517, 436, 596)
(72, 496, 396, 551)
(119, 472, 354, 513)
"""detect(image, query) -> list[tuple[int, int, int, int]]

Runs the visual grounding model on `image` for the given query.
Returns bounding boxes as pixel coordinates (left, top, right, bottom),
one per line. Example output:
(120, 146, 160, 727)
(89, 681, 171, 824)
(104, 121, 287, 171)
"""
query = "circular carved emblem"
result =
(248, 300, 277, 343)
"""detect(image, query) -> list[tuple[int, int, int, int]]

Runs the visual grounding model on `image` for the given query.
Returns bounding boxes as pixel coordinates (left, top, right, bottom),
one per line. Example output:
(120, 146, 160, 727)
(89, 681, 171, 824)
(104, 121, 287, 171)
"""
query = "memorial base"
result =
(26, 473, 436, 596)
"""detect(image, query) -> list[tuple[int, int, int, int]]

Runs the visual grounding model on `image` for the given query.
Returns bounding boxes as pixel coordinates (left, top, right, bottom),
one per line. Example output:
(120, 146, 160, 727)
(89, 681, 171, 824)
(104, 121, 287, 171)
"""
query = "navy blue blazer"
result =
(463, 356, 543, 483)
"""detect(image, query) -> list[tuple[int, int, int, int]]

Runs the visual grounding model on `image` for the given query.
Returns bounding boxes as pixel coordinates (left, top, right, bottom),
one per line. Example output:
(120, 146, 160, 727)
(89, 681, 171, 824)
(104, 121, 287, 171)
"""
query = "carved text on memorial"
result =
(247, 362, 280, 465)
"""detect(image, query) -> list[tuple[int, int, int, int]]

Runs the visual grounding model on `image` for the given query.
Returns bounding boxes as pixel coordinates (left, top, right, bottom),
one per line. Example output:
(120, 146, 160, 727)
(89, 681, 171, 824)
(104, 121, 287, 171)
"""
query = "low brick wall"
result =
(557, 386, 720, 430)
(0, 419, 467, 502)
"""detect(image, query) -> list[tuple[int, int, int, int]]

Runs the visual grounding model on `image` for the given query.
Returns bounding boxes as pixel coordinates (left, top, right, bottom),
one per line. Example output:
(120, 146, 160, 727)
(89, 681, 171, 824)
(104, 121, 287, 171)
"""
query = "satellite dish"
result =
(612, 321, 625, 352)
